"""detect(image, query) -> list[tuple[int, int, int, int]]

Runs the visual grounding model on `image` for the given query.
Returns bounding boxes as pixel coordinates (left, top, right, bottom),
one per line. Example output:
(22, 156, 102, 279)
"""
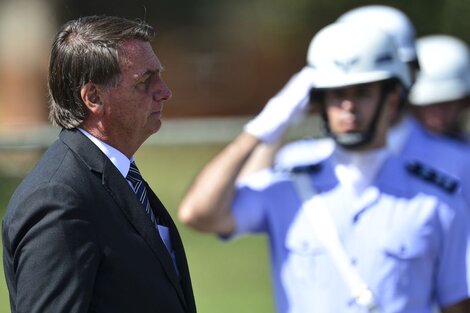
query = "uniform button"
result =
(351, 258, 357, 266)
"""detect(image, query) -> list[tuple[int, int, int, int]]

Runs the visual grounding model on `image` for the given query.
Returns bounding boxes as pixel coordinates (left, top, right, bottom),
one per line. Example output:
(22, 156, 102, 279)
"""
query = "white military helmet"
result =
(307, 22, 411, 89)
(337, 5, 417, 63)
(409, 35, 470, 105)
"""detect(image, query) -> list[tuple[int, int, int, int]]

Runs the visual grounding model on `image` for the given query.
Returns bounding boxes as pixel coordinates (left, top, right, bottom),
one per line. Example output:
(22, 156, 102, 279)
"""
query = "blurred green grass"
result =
(0, 174, 22, 313)
(0, 144, 274, 313)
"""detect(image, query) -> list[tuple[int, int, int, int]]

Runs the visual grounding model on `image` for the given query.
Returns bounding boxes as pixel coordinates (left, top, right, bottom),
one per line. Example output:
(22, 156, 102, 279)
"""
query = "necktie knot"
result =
(127, 162, 144, 189)
(126, 162, 154, 220)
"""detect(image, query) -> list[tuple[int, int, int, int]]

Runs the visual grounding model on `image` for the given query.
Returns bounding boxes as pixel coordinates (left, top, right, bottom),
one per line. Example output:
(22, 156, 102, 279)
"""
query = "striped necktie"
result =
(126, 162, 160, 228)
(126, 162, 180, 276)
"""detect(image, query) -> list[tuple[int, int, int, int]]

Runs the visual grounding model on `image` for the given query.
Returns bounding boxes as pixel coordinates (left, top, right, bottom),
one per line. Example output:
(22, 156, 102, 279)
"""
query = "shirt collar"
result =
(78, 128, 133, 178)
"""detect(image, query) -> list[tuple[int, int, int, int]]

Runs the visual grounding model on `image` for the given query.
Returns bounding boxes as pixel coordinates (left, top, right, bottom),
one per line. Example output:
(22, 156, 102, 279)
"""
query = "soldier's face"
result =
(324, 82, 397, 149)
(324, 82, 383, 134)
(412, 99, 467, 137)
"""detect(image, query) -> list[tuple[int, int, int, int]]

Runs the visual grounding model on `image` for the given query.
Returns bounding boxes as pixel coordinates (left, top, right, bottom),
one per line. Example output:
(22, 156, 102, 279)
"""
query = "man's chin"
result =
(148, 120, 162, 135)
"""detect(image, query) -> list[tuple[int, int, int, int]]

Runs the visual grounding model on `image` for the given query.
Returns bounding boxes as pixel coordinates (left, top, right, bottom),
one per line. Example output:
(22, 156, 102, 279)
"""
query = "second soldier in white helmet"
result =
(410, 35, 470, 142)
(177, 21, 470, 313)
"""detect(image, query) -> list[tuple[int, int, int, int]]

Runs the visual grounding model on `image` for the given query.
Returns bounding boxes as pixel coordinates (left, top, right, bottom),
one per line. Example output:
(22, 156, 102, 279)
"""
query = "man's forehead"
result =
(118, 40, 162, 73)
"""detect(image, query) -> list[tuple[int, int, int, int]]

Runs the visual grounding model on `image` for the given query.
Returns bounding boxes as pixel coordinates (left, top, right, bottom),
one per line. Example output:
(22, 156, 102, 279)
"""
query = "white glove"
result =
(244, 66, 317, 143)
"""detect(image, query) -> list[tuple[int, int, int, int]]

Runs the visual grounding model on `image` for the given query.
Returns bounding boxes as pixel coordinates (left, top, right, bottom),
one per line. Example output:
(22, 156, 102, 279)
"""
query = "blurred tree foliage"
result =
(54, 0, 470, 116)
(60, 0, 470, 41)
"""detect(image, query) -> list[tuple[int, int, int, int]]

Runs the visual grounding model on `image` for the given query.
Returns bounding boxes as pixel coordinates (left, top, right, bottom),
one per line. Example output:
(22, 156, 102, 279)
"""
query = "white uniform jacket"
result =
(232, 153, 469, 313)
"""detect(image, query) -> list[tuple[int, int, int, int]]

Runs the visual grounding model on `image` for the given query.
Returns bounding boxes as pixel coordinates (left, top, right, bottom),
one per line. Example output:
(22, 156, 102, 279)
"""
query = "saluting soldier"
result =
(178, 21, 470, 313)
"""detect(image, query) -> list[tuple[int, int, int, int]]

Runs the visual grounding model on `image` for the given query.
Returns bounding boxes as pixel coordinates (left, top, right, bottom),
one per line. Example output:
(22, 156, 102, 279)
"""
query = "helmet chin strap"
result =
(322, 82, 392, 149)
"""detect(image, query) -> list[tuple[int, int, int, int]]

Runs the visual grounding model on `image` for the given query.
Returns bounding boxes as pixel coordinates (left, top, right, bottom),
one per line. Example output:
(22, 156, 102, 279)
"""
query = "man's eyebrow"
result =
(134, 70, 154, 84)
(135, 67, 165, 82)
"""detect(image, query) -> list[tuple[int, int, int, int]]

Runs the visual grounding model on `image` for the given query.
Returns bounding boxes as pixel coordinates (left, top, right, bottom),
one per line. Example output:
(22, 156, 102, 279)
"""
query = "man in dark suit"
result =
(2, 15, 197, 313)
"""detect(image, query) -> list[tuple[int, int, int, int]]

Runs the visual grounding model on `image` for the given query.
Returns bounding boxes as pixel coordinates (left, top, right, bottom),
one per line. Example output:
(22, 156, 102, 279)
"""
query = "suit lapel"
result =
(147, 189, 197, 313)
(59, 129, 191, 311)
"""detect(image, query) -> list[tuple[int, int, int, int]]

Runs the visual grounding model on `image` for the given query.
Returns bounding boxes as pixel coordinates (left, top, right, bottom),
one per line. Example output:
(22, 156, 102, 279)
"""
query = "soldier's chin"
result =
(424, 121, 445, 133)
(334, 131, 370, 149)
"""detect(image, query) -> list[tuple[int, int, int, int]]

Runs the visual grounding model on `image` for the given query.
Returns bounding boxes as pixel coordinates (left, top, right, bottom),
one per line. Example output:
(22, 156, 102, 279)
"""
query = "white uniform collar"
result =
(78, 128, 133, 178)
(333, 145, 389, 196)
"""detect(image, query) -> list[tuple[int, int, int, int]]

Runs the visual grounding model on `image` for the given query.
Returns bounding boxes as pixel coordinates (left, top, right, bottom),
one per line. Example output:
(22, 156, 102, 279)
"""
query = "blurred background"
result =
(0, 0, 469, 312)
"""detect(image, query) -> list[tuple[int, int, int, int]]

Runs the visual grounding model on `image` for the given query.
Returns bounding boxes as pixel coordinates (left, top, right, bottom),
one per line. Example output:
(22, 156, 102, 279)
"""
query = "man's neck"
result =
(80, 124, 136, 159)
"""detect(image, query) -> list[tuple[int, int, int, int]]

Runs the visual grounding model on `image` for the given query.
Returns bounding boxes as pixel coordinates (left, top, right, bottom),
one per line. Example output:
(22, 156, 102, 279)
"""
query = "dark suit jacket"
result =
(2, 128, 197, 313)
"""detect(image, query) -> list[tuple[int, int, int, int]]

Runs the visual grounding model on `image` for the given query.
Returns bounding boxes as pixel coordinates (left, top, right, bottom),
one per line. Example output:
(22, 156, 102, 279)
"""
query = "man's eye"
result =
(143, 77, 151, 87)
(137, 77, 151, 90)
(331, 91, 344, 99)
(358, 91, 372, 98)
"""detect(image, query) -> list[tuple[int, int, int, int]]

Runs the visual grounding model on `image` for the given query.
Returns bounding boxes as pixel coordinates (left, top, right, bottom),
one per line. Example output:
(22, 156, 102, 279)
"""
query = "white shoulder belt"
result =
(291, 171, 380, 313)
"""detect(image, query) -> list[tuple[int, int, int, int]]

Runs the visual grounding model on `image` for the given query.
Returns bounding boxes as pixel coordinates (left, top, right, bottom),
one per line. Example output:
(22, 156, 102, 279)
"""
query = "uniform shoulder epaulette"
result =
(405, 160, 459, 194)
(290, 163, 322, 174)
(274, 162, 323, 174)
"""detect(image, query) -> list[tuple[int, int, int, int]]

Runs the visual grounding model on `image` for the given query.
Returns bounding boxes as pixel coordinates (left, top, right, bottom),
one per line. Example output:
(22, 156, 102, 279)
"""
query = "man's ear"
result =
(81, 83, 103, 114)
